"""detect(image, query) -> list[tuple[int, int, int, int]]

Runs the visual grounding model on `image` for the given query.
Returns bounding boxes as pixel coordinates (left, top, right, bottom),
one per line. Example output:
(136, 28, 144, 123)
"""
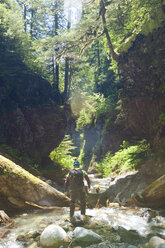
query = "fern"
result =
(96, 140, 151, 177)
(49, 135, 77, 169)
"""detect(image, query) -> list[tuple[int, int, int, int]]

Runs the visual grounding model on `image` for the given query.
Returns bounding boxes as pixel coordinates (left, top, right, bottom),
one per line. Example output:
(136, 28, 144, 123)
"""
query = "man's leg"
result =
(70, 190, 76, 218)
(80, 190, 86, 215)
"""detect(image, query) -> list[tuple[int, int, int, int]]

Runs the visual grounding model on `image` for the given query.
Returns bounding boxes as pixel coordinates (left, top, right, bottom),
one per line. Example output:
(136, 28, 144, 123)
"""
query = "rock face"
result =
(118, 25, 165, 155)
(0, 35, 71, 166)
(0, 105, 70, 166)
(0, 65, 71, 166)
(102, 24, 165, 156)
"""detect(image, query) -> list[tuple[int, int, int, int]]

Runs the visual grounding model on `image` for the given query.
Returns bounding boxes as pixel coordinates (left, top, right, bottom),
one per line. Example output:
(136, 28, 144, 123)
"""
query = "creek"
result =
(0, 175, 165, 248)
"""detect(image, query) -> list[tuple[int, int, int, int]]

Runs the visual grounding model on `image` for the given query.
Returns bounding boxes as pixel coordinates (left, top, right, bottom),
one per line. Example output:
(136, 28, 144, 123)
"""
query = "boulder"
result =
(73, 226, 102, 246)
(148, 236, 165, 248)
(40, 224, 69, 248)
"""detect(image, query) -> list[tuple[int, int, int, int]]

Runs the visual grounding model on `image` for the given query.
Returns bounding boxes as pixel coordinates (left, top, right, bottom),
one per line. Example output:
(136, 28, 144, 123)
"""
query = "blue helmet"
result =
(73, 161, 80, 166)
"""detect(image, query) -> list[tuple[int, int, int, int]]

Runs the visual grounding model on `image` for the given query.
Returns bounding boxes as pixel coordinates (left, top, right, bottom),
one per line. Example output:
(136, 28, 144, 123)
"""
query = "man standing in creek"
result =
(64, 161, 91, 220)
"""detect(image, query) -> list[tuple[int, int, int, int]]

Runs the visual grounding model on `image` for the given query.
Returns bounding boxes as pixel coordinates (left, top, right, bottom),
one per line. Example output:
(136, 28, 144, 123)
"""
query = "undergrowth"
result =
(96, 139, 152, 177)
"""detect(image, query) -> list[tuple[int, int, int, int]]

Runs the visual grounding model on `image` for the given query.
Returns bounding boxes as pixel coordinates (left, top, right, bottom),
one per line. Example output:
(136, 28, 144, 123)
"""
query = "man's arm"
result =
(64, 176, 69, 193)
(83, 171, 91, 189)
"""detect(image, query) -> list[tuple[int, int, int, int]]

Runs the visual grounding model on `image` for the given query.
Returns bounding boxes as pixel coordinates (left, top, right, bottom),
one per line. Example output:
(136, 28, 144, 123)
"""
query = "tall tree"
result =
(64, 9, 71, 101)
(52, 0, 60, 91)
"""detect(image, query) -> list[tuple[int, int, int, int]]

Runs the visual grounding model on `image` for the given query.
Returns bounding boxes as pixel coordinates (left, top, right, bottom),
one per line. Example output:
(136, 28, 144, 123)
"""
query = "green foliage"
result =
(0, 144, 19, 157)
(49, 135, 77, 169)
(159, 83, 165, 93)
(0, 143, 38, 170)
(159, 113, 165, 124)
(112, 0, 165, 53)
(71, 92, 116, 131)
(96, 152, 112, 175)
(96, 140, 151, 177)
(78, 137, 86, 164)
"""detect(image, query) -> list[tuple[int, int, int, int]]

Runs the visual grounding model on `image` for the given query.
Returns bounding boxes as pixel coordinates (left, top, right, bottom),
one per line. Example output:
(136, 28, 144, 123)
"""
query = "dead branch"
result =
(25, 201, 64, 210)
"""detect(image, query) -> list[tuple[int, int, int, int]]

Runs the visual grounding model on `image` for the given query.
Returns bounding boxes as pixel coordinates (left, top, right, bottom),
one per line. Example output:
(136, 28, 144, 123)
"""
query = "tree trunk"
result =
(24, 4, 27, 32)
(64, 10, 71, 101)
(100, 0, 118, 61)
(64, 57, 69, 100)
(30, 8, 34, 38)
(0, 155, 70, 212)
(53, 5, 60, 91)
(132, 174, 165, 208)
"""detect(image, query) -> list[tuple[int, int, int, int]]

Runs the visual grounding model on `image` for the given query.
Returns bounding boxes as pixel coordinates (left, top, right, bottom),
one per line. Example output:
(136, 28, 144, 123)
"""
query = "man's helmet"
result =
(73, 161, 80, 166)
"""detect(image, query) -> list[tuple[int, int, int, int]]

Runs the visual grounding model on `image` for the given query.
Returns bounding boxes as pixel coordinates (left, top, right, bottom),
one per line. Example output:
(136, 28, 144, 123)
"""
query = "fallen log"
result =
(112, 174, 165, 209)
(0, 155, 70, 211)
(131, 174, 165, 208)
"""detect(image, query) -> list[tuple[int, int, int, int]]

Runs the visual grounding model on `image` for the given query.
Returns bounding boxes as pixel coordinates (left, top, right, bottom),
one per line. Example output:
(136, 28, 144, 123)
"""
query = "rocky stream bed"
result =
(0, 174, 165, 248)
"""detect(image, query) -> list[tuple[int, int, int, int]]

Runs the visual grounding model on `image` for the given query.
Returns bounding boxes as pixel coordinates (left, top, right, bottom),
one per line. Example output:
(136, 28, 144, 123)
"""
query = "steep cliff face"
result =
(0, 105, 69, 166)
(103, 24, 165, 156)
(0, 40, 70, 167)
(118, 25, 165, 155)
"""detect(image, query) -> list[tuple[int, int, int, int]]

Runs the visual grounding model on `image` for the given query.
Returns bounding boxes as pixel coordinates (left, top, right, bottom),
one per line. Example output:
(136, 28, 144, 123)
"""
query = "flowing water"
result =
(0, 175, 165, 247)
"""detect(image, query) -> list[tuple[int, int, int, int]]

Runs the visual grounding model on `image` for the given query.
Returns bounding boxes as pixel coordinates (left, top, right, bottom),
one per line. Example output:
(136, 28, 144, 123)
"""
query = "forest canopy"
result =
(0, 0, 164, 172)
(1, 0, 164, 100)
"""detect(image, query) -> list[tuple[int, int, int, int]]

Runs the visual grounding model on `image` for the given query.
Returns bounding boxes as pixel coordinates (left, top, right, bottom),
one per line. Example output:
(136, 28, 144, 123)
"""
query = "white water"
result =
(0, 174, 165, 247)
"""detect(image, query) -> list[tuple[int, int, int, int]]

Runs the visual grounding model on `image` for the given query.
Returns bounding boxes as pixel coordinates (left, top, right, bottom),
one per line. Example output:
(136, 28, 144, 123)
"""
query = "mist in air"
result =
(64, 0, 82, 26)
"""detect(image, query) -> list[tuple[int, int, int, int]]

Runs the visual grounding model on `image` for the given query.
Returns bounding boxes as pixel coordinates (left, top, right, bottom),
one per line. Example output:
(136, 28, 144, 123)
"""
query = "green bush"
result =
(159, 113, 165, 124)
(96, 152, 112, 175)
(49, 135, 77, 169)
(96, 140, 151, 177)
(74, 92, 117, 131)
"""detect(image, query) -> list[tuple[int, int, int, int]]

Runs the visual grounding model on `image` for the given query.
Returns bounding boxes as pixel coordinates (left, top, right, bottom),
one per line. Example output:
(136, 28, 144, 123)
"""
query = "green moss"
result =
(0, 155, 42, 184)
(159, 113, 165, 124)
(116, 31, 137, 53)
(141, 8, 165, 35)
(117, 7, 165, 54)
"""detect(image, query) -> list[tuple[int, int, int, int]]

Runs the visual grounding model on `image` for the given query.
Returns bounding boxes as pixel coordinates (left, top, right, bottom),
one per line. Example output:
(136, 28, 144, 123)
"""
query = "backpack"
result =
(69, 169, 84, 188)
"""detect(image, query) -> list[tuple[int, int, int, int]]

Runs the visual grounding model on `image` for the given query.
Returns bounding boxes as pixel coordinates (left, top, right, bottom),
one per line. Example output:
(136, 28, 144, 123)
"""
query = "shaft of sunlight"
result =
(64, 0, 82, 27)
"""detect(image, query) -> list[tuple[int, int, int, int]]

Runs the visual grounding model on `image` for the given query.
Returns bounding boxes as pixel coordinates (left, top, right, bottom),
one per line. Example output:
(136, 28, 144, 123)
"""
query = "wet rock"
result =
(71, 213, 84, 226)
(148, 236, 165, 248)
(117, 226, 144, 245)
(67, 230, 74, 240)
(27, 242, 38, 248)
(73, 226, 102, 246)
(40, 224, 69, 248)
(71, 212, 90, 226)
(85, 240, 112, 247)
(157, 245, 165, 248)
